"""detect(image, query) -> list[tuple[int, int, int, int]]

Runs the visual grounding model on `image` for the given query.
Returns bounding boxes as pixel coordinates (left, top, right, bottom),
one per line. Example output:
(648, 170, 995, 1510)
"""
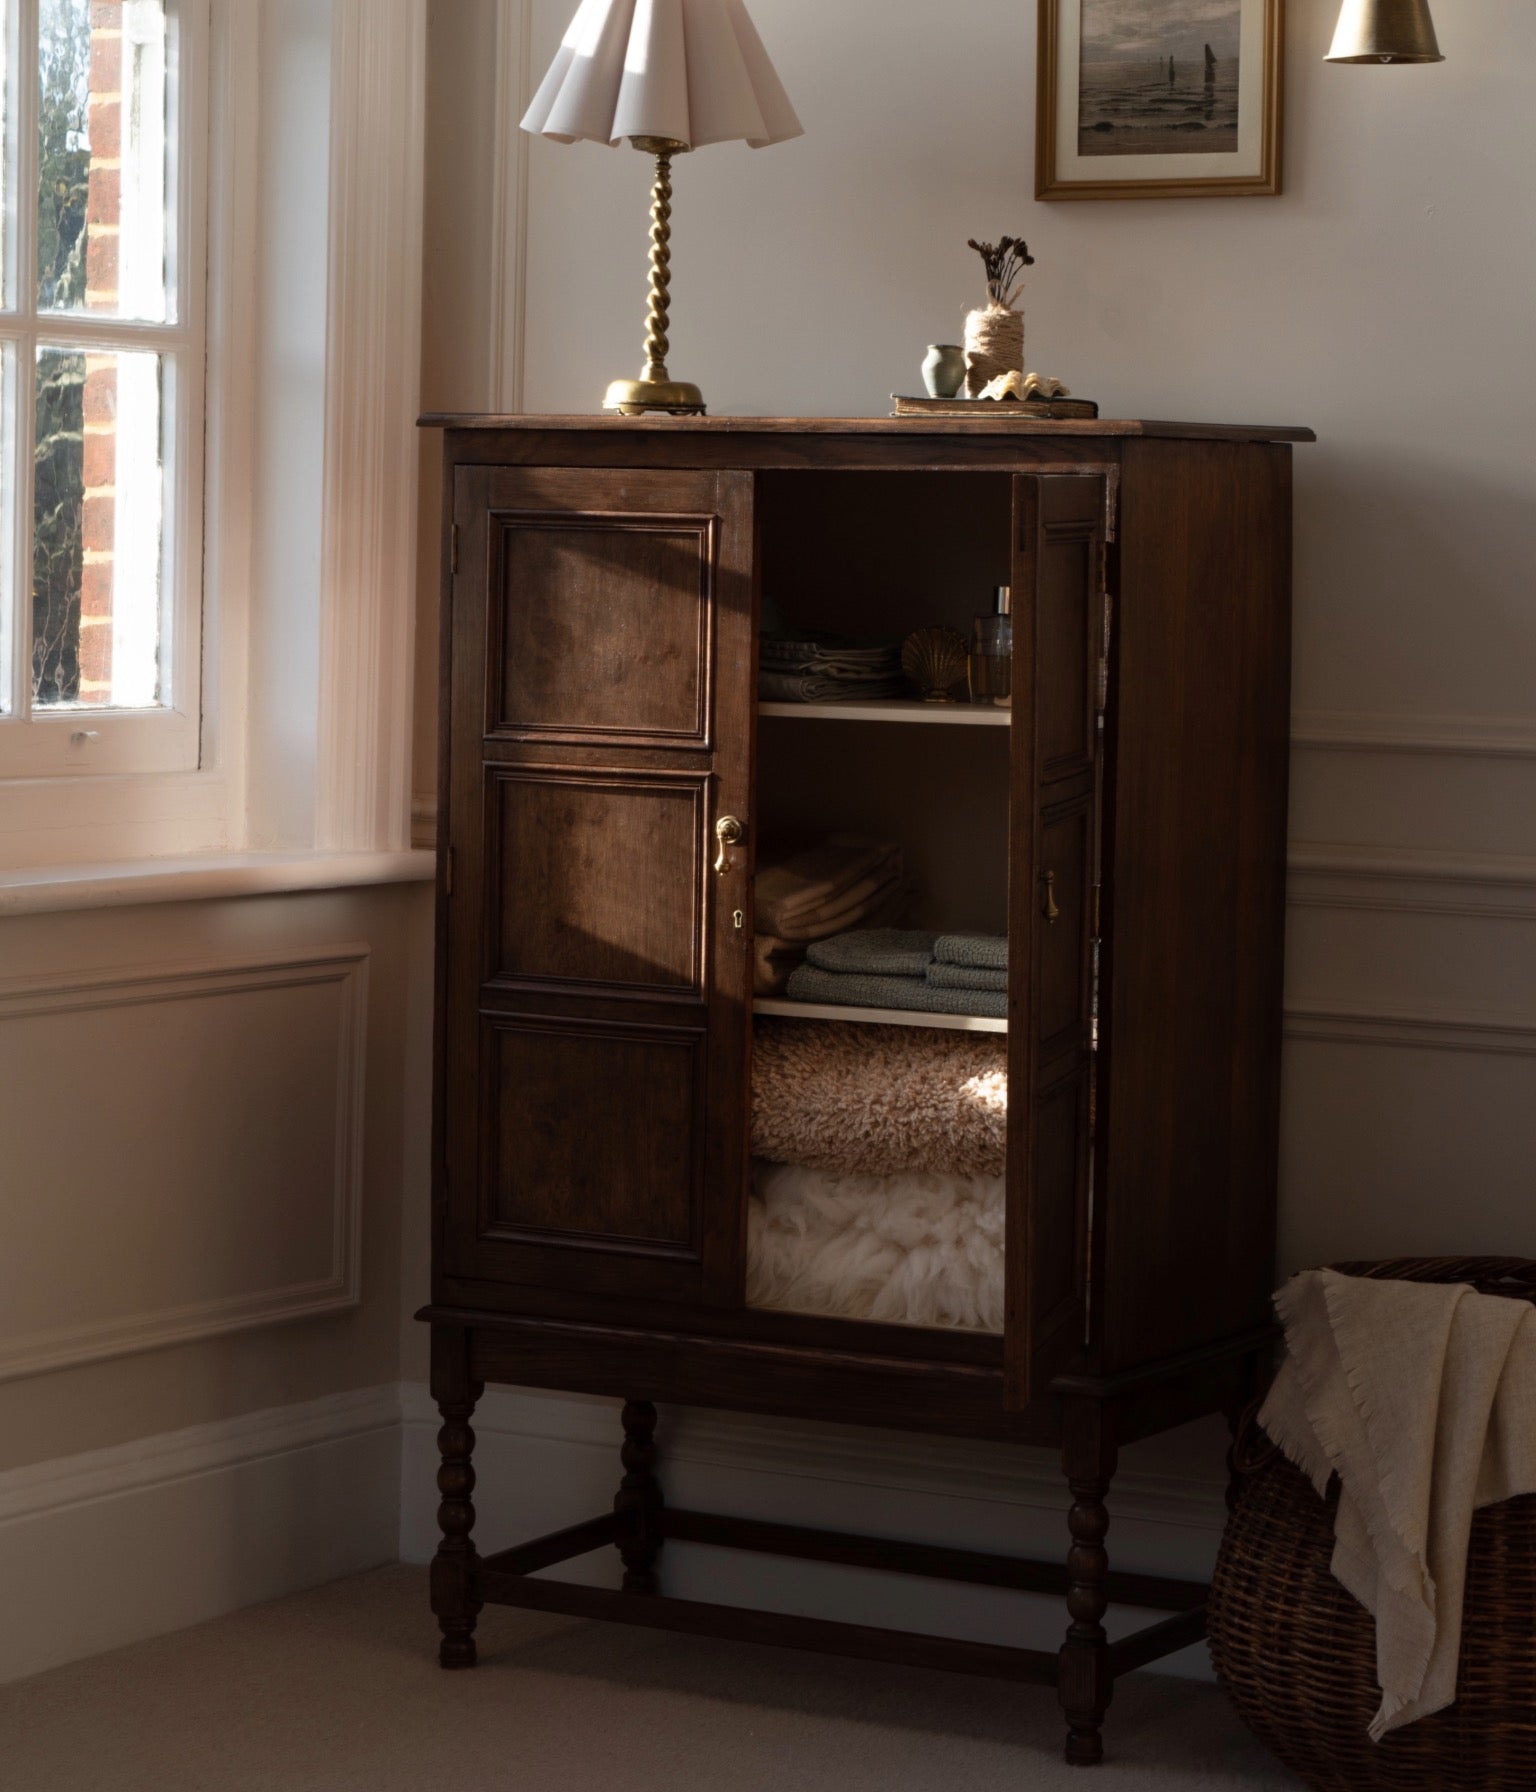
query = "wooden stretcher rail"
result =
(475, 1574, 1061, 1685)
(468, 1504, 1208, 1692)
(660, 1508, 1208, 1612)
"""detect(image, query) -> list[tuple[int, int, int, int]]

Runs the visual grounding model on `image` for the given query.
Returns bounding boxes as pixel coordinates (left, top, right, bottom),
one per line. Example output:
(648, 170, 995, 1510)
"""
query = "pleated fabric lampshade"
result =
(1326, 0, 1444, 64)
(522, 0, 802, 416)
(522, 0, 802, 150)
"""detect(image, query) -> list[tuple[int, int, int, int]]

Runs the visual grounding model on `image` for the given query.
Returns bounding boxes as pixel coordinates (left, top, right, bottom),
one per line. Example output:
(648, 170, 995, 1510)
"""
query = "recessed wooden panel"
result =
(1036, 529, 1096, 782)
(1039, 800, 1093, 1057)
(1007, 471, 1106, 1407)
(487, 769, 704, 997)
(483, 1019, 701, 1252)
(490, 513, 714, 746)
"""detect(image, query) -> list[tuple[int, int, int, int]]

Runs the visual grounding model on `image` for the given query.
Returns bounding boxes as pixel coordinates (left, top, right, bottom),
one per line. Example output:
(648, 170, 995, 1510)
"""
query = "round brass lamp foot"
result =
(603, 376, 707, 417)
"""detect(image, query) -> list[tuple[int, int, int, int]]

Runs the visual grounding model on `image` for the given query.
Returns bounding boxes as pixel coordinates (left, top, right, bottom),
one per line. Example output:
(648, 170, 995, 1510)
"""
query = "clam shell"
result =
(901, 627, 969, 701)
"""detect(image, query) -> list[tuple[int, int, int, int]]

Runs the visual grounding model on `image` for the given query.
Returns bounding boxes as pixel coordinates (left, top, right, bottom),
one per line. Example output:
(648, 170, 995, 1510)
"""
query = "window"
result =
(0, 0, 205, 778)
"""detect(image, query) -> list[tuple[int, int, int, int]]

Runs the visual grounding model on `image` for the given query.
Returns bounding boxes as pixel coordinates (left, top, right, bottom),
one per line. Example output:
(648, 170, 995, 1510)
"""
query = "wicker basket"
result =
(1208, 1256, 1536, 1792)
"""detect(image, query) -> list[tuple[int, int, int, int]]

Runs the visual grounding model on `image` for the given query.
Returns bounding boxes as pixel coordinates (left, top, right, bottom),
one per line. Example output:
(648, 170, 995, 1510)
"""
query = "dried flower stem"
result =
(967, 234, 1035, 310)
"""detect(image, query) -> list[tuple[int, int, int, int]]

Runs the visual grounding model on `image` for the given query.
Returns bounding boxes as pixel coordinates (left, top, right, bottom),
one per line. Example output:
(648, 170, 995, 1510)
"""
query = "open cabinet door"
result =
(438, 465, 757, 1309)
(1005, 472, 1109, 1407)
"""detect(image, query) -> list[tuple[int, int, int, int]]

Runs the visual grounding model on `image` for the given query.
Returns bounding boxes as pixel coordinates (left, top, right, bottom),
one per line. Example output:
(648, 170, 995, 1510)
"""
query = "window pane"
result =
(37, 0, 168, 322)
(33, 343, 164, 709)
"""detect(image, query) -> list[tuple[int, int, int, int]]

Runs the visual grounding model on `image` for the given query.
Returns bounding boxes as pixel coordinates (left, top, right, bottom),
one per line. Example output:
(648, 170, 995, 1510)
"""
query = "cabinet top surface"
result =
(421, 412, 1315, 444)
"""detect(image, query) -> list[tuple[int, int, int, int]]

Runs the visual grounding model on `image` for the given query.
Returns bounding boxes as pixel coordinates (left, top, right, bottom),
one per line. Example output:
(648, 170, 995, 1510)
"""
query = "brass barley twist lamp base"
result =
(604, 138, 707, 417)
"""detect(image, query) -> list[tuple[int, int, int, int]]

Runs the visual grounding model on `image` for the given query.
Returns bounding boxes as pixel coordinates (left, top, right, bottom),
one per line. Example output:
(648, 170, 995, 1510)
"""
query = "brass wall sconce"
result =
(1326, 0, 1444, 64)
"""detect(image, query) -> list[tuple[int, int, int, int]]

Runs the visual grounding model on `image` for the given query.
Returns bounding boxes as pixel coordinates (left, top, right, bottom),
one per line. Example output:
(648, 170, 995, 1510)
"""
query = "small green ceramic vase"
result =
(921, 344, 966, 399)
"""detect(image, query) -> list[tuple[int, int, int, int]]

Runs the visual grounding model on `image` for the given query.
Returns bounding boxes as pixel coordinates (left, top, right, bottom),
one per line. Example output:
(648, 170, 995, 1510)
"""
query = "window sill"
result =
(0, 849, 435, 918)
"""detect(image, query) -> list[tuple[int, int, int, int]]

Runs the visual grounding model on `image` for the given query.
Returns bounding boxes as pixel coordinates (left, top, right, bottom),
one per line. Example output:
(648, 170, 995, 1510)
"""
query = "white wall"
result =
(396, 0, 1536, 1665)
(513, 0, 1536, 1275)
(0, 883, 430, 1678)
(0, 0, 439, 1685)
(9, 0, 1532, 1694)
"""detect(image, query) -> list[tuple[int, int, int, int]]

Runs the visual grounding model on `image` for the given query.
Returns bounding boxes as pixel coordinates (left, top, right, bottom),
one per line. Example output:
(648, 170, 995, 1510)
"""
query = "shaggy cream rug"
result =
(748, 1161, 1005, 1333)
(751, 1020, 1007, 1178)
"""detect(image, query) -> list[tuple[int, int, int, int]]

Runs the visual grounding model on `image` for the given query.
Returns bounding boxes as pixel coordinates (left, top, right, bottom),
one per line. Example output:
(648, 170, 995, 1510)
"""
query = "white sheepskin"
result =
(747, 1160, 1005, 1334)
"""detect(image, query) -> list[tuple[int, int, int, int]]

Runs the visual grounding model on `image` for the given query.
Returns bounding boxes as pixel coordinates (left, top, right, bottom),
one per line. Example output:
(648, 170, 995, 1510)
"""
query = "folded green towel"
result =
(934, 933, 1009, 972)
(806, 929, 937, 978)
(785, 964, 1007, 1022)
(928, 961, 1007, 993)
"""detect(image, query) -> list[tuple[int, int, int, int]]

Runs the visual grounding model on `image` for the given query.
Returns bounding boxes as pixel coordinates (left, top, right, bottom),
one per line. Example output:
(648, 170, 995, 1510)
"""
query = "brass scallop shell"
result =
(901, 627, 969, 702)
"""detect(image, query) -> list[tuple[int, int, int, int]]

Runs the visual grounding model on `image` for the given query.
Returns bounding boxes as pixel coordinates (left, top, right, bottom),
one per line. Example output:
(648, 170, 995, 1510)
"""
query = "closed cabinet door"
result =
(1006, 472, 1108, 1405)
(438, 465, 757, 1307)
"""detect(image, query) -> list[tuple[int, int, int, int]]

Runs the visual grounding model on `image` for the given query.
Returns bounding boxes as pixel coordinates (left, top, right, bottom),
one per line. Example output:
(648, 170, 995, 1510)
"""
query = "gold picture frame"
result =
(1036, 0, 1284, 200)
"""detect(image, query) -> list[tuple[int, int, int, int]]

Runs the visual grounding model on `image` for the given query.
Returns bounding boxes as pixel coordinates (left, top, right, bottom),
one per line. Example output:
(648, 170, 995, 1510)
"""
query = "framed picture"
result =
(1036, 0, 1284, 200)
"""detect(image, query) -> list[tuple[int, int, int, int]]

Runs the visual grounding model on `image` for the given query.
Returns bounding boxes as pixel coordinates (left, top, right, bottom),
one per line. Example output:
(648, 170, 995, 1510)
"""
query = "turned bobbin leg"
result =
(1058, 1403, 1118, 1766)
(430, 1328, 483, 1668)
(614, 1399, 663, 1594)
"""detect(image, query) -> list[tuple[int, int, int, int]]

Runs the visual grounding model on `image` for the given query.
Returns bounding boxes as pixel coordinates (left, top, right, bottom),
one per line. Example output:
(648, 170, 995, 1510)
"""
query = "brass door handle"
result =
(714, 815, 745, 875)
(1041, 870, 1061, 923)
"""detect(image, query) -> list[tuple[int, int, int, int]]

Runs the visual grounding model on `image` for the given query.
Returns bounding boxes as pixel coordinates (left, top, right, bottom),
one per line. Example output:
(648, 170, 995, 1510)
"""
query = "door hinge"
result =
(1089, 931, 1101, 1055)
(1095, 578, 1114, 719)
(443, 847, 454, 897)
(450, 524, 460, 575)
(1098, 536, 1119, 595)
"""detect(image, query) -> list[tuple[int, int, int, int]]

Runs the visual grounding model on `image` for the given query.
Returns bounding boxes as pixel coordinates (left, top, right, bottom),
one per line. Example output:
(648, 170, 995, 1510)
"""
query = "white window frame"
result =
(0, 0, 208, 781)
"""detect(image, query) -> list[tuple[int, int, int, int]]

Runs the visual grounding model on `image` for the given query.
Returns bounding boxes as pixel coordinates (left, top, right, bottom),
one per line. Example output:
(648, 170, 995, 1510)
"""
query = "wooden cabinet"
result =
(422, 415, 1311, 1765)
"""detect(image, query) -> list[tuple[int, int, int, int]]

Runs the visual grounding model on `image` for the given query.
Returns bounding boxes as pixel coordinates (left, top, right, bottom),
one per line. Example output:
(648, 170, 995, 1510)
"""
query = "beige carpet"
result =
(0, 1565, 1302, 1790)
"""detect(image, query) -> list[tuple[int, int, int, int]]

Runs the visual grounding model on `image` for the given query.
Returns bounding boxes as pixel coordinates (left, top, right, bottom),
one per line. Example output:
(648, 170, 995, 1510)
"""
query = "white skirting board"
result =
(397, 1383, 1229, 1679)
(0, 1386, 401, 1685)
(2, 1381, 1231, 1687)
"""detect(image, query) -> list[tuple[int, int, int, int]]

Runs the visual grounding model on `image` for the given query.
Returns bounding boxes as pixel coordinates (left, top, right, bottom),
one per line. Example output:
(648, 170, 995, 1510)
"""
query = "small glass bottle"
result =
(969, 585, 1012, 707)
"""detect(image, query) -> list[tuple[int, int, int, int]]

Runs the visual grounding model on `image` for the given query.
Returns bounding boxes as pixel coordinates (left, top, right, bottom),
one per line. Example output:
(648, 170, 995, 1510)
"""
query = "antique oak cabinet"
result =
(420, 414, 1312, 1765)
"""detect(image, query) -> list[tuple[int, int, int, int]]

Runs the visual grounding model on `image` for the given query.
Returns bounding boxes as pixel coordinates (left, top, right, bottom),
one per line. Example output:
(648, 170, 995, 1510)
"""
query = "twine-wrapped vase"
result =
(964, 303, 1024, 398)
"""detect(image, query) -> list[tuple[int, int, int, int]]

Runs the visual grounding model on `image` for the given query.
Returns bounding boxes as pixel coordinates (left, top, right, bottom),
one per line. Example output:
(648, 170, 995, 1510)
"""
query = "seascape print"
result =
(1078, 1, 1240, 156)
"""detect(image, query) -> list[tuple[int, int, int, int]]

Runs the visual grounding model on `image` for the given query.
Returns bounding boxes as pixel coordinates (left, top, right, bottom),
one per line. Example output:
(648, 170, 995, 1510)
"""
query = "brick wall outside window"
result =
(77, 2, 124, 703)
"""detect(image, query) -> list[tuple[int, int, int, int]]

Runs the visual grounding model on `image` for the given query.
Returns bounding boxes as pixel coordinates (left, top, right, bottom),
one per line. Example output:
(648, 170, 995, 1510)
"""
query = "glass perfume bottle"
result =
(969, 585, 1012, 707)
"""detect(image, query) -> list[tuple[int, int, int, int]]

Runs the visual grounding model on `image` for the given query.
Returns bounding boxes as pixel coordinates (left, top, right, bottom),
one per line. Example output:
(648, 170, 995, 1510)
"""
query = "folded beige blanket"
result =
(756, 839, 900, 940)
(751, 1018, 1006, 1176)
(779, 866, 904, 943)
(1259, 1269, 1536, 1739)
(753, 880, 911, 995)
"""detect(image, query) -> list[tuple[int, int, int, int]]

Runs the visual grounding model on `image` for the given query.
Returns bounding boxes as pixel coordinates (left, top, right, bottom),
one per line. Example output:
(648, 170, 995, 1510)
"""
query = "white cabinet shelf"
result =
(753, 998, 1007, 1035)
(758, 700, 1010, 726)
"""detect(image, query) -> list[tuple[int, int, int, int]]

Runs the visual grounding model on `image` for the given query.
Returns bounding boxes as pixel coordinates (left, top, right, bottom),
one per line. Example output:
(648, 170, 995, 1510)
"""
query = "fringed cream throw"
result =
(1259, 1270, 1536, 1739)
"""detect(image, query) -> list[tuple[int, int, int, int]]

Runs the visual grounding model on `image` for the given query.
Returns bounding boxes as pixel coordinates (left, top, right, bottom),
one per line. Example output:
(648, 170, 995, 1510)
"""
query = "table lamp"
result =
(521, 0, 802, 416)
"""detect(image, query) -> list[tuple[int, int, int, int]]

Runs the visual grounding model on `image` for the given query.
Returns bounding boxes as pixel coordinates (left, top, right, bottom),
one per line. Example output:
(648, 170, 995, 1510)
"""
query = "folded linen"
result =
(756, 840, 900, 939)
(785, 964, 1007, 1022)
(934, 933, 1009, 972)
(806, 929, 937, 978)
(751, 1018, 1007, 1176)
(780, 866, 903, 940)
(760, 632, 901, 673)
(754, 934, 805, 997)
(748, 1161, 1004, 1333)
(927, 961, 1008, 993)
(759, 671, 908, 704)
(753, 883, 914, 995)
